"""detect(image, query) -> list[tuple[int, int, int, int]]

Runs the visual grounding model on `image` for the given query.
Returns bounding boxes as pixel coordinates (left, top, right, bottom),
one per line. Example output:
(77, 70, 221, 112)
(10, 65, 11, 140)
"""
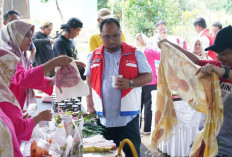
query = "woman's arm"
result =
(0, 103, 50, 142)
(42, 55, 72, 75)
(11, 56, 72, 89)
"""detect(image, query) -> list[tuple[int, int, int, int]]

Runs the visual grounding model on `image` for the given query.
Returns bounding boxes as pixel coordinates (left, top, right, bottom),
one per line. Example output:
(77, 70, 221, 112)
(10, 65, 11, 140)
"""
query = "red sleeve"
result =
(198, 60, 221, 67)
(0, 102, 34, 144)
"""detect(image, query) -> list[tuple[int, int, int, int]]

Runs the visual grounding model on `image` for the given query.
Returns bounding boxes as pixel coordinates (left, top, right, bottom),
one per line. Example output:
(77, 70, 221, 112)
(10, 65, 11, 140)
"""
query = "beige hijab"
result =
(0, 48, 20, 157)
(0, 20, 36, 108)
(0, 48, 20, 108)
(0, 114, 14, 157)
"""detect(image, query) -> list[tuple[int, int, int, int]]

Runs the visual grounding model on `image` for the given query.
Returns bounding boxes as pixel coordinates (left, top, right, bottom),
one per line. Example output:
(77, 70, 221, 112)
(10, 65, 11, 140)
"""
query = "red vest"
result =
(90, 42, 141, 116)
(201, 29, 216, 60)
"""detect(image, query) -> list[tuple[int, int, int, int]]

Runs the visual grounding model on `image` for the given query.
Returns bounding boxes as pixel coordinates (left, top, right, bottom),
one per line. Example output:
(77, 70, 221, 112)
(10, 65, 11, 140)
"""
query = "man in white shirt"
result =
(193, 17, 216, 60)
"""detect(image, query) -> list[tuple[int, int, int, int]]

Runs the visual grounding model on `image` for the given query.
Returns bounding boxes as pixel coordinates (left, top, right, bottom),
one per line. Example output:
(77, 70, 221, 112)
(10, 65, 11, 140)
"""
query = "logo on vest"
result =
(220, 82, 232, 93)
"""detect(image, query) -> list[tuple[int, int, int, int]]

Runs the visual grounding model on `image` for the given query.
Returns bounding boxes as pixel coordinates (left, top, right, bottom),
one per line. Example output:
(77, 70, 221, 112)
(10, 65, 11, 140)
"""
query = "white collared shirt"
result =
(198, 29, 210, 53)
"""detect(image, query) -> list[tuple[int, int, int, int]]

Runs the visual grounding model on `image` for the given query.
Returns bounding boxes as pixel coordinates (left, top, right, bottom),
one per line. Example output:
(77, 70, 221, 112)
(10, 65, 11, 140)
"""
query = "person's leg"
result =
(96, 120, 120, 146)
(118, 115, 141, 157)
(143, 84, 156, 133)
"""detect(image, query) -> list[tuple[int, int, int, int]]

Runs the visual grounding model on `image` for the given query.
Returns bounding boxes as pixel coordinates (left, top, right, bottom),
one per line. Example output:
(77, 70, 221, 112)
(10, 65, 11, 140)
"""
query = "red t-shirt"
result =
(198, 60, 232, 84)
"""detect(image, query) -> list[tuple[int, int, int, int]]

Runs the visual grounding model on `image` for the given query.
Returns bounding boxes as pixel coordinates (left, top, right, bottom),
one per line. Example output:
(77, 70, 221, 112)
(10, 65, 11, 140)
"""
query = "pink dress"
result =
(144, 48, 160, 85)
(0, 62, 53, 144)
(0, 109, 23, 157)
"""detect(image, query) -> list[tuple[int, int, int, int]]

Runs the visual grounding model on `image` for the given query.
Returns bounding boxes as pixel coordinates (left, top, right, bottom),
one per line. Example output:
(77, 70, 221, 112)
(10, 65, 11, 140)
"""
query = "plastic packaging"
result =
(62, 115, 73, 137)
(35, 139, 51, 157)
(52, 122, 66, 147)
(30, 140, 37, 157)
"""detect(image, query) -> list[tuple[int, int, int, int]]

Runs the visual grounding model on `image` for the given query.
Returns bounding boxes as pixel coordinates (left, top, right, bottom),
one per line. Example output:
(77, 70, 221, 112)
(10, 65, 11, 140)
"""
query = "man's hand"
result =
(87, 106, 96, 114)
(50, 39, 54, 45)
(115, 78, 130, 90)
(195, 63, 214, 76)
(158, 39, 169, 49)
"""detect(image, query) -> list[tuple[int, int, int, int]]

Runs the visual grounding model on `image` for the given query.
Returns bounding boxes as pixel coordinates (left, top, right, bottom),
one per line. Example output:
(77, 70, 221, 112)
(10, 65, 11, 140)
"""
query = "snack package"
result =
(55, 60, 89, 102)
(49, 140, 63, 157)
(35, 139, 51, 157)
(70, 119, 83, 157)
(83, 135, 117, 153)
(30, 140, 37, 157)
(63, 135, 73, 157)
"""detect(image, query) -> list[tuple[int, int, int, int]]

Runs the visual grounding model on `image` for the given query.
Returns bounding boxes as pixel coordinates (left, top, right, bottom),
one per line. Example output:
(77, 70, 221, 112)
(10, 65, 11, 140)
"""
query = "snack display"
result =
(25, 79, 116, 157)
(83, 135, 117, 153)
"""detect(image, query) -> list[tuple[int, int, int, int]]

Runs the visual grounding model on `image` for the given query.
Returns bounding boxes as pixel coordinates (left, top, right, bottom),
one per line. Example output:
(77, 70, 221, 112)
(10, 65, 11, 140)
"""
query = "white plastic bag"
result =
(55, 60, 89, 102)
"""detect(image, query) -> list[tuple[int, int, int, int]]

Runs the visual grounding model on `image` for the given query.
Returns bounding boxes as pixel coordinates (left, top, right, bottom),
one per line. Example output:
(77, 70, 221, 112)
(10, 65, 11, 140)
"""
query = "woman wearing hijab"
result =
(0, 48, 21, 157)
(0, 20, 72, 145)
(192, 38, 208, 60)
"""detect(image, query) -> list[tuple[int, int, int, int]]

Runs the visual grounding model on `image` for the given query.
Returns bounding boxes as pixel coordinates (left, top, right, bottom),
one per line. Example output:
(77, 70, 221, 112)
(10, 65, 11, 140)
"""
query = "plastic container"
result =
(52, 122, 66, 147)
(62, 115, 73, 136)
(57, 123, 66, 138)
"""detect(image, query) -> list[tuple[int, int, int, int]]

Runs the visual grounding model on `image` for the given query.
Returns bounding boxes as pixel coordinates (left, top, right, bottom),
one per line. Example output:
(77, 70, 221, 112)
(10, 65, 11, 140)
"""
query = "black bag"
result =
(78, 66, 86, 80)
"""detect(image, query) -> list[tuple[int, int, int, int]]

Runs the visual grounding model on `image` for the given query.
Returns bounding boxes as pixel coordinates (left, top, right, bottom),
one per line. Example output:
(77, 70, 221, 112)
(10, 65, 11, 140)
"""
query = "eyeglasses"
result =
(158, 28, 166, 32)
(102, 34, 121, 41)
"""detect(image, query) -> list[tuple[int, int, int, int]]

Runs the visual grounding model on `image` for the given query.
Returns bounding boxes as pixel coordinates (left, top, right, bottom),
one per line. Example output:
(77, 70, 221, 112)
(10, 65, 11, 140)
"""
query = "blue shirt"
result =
(85, 48, 151, 127)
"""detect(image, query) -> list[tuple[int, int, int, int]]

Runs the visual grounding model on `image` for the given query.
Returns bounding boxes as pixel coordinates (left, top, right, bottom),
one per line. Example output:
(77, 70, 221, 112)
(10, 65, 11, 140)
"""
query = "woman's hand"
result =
(38, 110, 53, 121)
(75, 60, 86, 68)
(53, 55, 72, 67)
(33, 110, 53, 127)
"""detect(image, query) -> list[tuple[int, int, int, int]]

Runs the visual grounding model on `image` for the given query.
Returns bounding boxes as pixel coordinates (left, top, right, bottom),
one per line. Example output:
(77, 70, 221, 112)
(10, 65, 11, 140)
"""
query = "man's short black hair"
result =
(193, 17, 207, 28)
(3, 10, 20, 22)
(155, 21, 167, 27)
(99, 18, 121, 32)
(60, 17, 83, 33)
(212, 22, 222, 29)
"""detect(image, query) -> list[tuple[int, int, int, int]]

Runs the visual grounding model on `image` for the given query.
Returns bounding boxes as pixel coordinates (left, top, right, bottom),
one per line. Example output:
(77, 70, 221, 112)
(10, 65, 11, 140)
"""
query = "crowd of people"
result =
(0, 7, 231, 157)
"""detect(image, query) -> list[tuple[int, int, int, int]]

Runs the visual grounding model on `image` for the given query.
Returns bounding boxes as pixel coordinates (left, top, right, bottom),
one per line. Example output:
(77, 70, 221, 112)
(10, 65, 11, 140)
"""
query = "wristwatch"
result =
(129, 80, 135, 88)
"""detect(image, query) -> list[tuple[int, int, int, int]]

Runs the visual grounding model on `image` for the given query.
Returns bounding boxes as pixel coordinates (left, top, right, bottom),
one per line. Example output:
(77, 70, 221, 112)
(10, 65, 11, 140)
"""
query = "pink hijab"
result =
(0, 20, 36, 108)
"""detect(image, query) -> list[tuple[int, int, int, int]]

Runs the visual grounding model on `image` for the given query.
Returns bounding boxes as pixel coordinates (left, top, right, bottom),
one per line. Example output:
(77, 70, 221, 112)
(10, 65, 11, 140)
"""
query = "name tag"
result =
(91, 64, 100, 68)
(91, 59, 100, 64)
(126, 63, 137, 67)
(126, 60, 137, 68)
